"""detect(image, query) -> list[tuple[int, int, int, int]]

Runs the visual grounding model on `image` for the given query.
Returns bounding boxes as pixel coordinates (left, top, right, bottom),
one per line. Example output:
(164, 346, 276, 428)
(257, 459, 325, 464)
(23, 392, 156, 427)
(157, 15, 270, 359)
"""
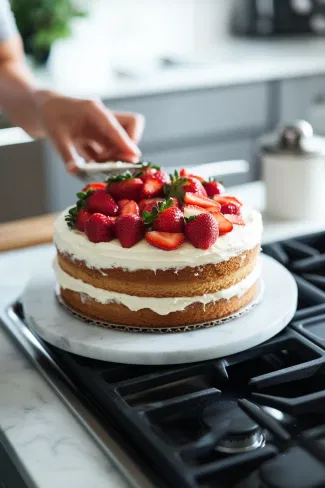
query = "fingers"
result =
(50, 131, 79, 174)
(89, 101, 142, 158)
(114, 112, 145, 144)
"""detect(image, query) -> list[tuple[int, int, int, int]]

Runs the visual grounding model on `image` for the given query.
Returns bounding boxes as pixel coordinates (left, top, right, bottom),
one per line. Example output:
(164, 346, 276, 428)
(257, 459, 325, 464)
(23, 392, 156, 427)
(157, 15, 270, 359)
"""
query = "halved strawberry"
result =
(86, 189, 119, 216)
(82, 182, 106, 192)
(185, 177, 207, 197)
(145, 231, 185, 251)
(115, 214, 144, 248)
(203, 180, 225, 197)
(117, 199, 129, 211)
(220, 201, 241, 216)
(184, 192, 221, 210)
(180, 168, 204, 183)
(165, 171, 206, 202)
(75, 209, 92, 232)
(139, 177, 164, 199)
(213, 195, 242, 205)
(225, 214, 245, 226)
(120, 200, 140, 216)
(84, 213, 115, 243)
(139, 167, 157, 182)
(185, 213, 219, 249)
(183, 205, 208, 219)
(107, 173, 143, 201)
(208, 211, 233, 235)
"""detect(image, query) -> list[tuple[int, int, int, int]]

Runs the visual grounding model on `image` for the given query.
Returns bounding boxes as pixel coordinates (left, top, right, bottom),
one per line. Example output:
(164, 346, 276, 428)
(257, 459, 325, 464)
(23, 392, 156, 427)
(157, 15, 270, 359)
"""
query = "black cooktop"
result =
(11, 232, 325, 487)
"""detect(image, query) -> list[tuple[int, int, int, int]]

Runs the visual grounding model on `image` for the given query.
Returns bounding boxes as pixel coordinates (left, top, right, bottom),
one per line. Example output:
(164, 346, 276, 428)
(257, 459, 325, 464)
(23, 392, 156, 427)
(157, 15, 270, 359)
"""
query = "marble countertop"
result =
(1, 180, 325, 488)
(33, 37, 325, 99)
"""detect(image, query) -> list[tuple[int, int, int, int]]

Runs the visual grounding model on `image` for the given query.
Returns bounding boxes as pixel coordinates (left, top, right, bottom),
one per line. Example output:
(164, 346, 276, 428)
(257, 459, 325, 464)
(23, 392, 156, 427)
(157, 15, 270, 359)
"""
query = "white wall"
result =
(70, 0, 234, 65)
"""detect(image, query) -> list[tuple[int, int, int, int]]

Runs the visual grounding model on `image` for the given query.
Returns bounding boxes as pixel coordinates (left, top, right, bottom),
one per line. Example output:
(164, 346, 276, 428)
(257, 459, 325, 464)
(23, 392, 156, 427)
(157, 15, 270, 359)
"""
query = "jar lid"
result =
(262, 120, 325, 156)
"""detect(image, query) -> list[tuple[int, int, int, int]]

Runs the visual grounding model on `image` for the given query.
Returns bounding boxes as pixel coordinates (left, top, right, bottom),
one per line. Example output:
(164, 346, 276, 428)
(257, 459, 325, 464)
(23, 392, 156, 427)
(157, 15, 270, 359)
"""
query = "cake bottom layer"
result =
(59, 282, 258, 328)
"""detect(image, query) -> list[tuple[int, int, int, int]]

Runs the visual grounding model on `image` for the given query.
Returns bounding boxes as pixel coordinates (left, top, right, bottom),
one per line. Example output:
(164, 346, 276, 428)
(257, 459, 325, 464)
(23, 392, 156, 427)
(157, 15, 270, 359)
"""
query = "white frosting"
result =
(54, 258, 260, 315)
(54, 206, 262, 272)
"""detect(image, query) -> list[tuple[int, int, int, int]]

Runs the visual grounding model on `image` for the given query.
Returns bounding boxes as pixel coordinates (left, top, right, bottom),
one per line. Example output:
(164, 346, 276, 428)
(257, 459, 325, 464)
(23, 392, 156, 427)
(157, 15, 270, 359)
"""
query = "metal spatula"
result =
(75, 159, 250, 181)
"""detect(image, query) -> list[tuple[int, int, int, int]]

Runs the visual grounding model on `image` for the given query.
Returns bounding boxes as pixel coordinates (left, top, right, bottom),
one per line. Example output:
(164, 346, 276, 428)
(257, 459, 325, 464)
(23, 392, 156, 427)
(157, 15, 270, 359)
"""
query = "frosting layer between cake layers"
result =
(54, 258, 261, 315)
(54, 206, 263, 271)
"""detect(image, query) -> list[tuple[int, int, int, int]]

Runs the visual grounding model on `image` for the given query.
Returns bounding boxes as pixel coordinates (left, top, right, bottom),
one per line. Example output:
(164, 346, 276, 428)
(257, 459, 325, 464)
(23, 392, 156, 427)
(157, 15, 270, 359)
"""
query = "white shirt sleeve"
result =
(0, 0, 18, 41)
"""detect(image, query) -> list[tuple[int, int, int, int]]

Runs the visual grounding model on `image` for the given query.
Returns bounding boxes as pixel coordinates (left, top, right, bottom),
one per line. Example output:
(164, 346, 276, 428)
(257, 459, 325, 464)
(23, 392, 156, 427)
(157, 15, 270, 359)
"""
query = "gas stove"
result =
(4, 232, 325, 488)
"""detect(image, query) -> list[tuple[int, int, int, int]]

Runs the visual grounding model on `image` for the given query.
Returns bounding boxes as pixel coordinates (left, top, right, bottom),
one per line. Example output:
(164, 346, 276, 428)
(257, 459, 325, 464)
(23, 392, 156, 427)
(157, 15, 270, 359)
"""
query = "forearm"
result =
(0, 36, 47, 136)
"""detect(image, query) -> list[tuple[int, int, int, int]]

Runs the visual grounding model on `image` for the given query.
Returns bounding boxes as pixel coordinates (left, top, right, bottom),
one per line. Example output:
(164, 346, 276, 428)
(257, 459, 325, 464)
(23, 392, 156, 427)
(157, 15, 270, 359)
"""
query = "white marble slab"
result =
(22, 255, 297, 365)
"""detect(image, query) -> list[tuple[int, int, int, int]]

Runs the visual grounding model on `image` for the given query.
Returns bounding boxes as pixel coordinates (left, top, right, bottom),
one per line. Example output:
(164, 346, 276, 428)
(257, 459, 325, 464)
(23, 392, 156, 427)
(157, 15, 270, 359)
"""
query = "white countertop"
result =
(0, 180, 324, 488)
(33, 37, 325, 99)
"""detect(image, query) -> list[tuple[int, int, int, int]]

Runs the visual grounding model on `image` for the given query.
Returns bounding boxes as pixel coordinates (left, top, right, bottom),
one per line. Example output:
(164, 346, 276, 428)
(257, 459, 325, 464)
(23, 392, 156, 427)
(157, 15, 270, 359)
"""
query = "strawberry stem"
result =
(65, 189, 93, 229)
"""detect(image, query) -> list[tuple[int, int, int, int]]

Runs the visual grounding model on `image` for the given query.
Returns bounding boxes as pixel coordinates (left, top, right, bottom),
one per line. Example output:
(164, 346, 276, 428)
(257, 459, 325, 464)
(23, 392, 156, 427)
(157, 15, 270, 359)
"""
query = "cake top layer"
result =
(54, 164, 263, 270)
(54, 205, 262, 271)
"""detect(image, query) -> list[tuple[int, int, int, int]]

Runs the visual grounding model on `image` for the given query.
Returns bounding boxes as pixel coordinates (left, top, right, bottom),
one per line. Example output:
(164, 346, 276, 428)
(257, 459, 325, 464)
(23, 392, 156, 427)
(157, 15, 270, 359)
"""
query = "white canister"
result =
(262, 120, 325, 220)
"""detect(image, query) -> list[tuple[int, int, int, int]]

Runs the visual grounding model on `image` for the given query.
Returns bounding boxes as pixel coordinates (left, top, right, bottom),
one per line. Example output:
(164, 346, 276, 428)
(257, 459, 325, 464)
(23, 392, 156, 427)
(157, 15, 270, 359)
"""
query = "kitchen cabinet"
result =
(278, 75, 325, 133)
(106, 83, 269, 145)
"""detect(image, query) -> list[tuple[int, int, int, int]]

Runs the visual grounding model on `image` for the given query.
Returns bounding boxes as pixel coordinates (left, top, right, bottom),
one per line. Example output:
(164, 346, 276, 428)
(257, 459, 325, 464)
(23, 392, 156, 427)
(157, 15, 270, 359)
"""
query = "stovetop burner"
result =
(202, 401, 266, 454)
(4, 231, 325, 487)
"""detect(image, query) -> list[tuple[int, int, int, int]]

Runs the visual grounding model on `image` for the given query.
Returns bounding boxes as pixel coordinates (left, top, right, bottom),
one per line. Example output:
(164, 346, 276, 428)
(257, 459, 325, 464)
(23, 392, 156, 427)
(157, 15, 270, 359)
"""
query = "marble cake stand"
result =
(22, 254, 297, 365)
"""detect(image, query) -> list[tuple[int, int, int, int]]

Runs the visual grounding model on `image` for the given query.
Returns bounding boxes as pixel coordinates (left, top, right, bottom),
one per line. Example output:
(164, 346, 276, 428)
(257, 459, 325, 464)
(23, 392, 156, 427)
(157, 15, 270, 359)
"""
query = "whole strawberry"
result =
(203, 179, 225, 197)
(143, 199, 184, 233)
(164, 170, 207, 203)
(152, 170, 170, 185)
(107, 172, 143, 201)
(185, 213, 219, 249)
(86, 189, 118, 216)
(155, 207, 184, 233)
(75, 209, 92, 232)
(116, 214, 144, 248)
(85, 214, 115, 243)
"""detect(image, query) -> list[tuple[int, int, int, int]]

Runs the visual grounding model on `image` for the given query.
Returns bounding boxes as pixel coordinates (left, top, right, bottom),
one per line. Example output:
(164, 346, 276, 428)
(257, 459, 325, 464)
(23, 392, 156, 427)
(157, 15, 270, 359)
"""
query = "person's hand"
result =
(35, 91, 145, 174)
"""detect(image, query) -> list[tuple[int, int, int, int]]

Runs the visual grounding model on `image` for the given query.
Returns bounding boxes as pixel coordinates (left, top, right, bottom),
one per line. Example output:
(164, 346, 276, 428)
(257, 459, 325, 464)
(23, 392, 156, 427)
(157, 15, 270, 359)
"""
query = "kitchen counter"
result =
(1, 181, 325, 488)
(33, 37, 325, 99)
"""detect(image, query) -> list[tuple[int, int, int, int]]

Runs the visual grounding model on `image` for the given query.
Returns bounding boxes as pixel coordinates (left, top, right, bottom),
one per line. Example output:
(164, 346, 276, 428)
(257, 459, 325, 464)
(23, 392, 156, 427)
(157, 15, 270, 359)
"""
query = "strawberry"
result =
(138, 162, 161, 182)
(185, 213, 219, 250)
(184, 192, 221, 210)
(154, 207, 184, 233)
(139, 177, 164, 199)
(139, 167, 157, 182)
(146, 231, 185, 251)
(220, 201, 241, 216)
(151, 170, 170, 185)
(120, 200, 140, 216)
(84, 213, 114, 243)
(107, 172, 143, 201)
(226, 214, 245, 226)
(117, 199, 129, 211)
(65, 189, 94, 229)
(115, 214, 144, 248)
(185, 177, 207, 197)
(183, 205, 208, 219)
(86, 189, 118, 216)
(213, 195, 242, 206)
(203, 179, 225, 197)
(139, 198, 165, 213)
(75, 209, 92, 232)
(164, 170, 206, 203)
(208, 211, 233, 235)
(143, 199, 184, 232)
(180, 168, 204, 183)
(82, 182, 106, 192)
